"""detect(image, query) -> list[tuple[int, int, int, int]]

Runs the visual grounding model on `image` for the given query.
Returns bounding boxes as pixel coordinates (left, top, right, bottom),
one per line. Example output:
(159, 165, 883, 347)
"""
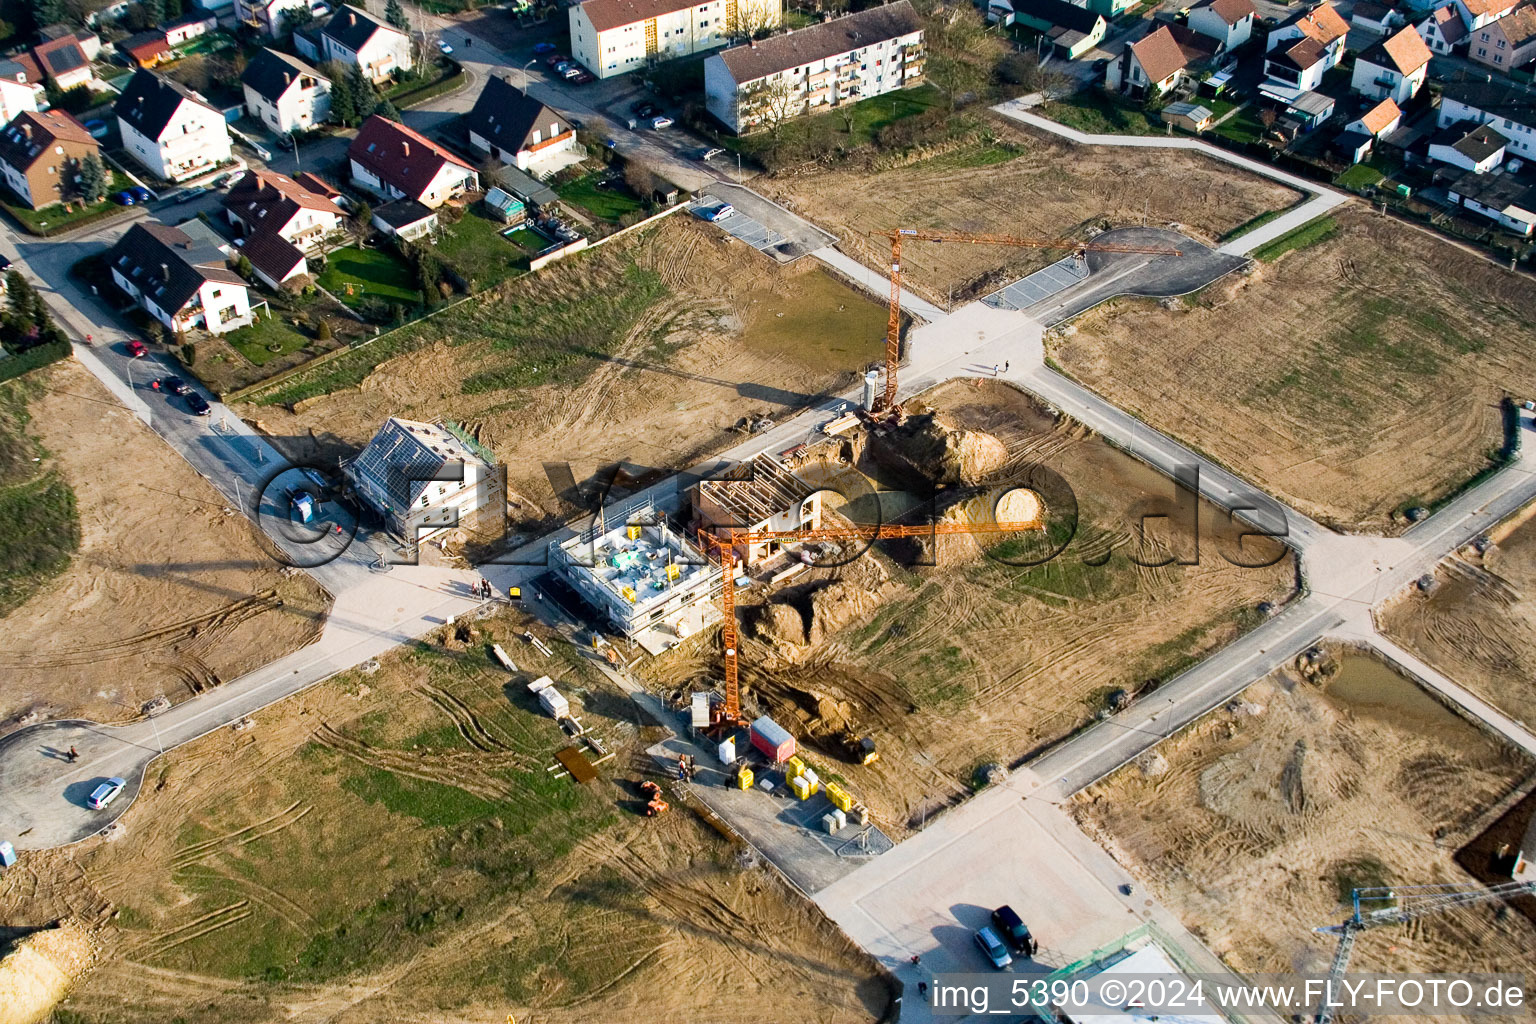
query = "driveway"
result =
(691, 182, 837, 263)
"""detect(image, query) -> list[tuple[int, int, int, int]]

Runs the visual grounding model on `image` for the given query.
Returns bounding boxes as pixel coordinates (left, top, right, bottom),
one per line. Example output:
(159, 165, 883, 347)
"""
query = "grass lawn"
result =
(507, 226, 550, 253)
(555, 173, 646, 223)
(2, 171, 133, 236)
(1038, 90, 1160, 136)
(1248, 215, 1340, 261)
(1220, 206, 1288, 242)
(1204, 96, 1238, 119)
(1211, 104, 1268, 145)
(1336, 163, 1385, 190)
(434, 208, 532, 290)
(223, 312, 315, 367)
(317, 246, 422, 307)
(820, 82, 946, 147)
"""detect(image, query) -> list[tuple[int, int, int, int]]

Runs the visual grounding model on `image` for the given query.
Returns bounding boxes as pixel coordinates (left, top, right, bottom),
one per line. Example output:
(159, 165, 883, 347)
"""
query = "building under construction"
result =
(693, 452, 822, 568)
(551, 501, 721, 642)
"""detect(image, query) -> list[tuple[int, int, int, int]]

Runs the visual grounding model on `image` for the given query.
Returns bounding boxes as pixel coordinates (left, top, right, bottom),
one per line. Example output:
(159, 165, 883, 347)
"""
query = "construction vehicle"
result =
(844, 733, 879, 766)
(874, 228, 1182, 412)
(694, 508, 1046, 736)
(1314, 880, 1536, 1024)
(591, 632, 620, 665)
(640, 780, 669, 816)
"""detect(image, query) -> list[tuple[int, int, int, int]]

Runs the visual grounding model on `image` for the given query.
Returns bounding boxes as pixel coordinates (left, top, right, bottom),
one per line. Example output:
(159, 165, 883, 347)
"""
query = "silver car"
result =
(88, 777, 126, 810)
(975, 925, 1014, 969)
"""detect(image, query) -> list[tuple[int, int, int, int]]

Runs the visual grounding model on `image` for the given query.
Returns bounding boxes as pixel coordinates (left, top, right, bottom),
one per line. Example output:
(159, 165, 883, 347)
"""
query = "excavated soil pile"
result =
(870, 409, 1009, 488)
(0, 921, 93, 1024)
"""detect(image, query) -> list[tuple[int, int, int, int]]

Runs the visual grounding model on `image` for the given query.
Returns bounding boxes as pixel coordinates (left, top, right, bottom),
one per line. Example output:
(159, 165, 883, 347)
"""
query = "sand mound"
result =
(0, 921, 94, 1024)
(872, 412, 1010, 487)
(807, 582, 884, 646)
(755, 602, 809, 646)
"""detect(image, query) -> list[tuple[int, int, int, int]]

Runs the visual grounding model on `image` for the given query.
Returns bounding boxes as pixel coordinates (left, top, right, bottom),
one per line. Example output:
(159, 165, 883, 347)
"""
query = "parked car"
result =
(650, 114, 673, 130)
(533, 41, 557, 53)
(553, 60, 573, 73)
(604, 137, 618, 149)
(572, 69, 595, 84)
(632, 101, 659, 118)
(991, 906, 1034, 956)
(543, 52, 570, 68)
(128, 186, 152, 203)
(700, 146, 725, 161)
(974, 925, 1014, 970)
(694, 201, 733, 222)
(275, 133, 295, 151)
(438, 38, 454, 54)
(176, 185, 207, 203)
(186, 391, 211, 416)
(88, 777, 126, 810)
(112, 189, 136, 205)
(125, 338, 147, 358)
(311, 0, 331, 13)
(162, 374, 191, 395)
(84, 118, 110, 139)
(561, 66, 582, 80)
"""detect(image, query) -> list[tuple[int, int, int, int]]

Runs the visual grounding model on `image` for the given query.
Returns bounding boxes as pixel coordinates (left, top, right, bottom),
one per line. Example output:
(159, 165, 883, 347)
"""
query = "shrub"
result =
(317, 319, 333, 341)
(181, 342, 197, 365)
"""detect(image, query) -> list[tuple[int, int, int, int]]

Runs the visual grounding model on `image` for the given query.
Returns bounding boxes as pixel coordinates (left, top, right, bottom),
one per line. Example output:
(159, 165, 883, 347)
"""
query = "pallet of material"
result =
(556, 746, 598, 784)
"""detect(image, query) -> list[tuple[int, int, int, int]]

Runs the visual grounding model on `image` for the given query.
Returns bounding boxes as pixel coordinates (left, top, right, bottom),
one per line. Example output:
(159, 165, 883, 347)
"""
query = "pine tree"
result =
(347, 62, 373, 111)
(164, 0, 183, 18)
(34, 0, 66, 27)
(385, 0, 409, 30)
(372, 97, 398, 121)
(327, 63, 357, 125)
(141, 0, 165, 26)
(6, 271, 35, 328)
(77, 154, 106, 204)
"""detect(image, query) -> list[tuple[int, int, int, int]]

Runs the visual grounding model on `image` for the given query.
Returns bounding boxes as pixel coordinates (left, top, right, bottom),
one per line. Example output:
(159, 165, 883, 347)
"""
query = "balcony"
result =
(1373, 75, 1397, 89)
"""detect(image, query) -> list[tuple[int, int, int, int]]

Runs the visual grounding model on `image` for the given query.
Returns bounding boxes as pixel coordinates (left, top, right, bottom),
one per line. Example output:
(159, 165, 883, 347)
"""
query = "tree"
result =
(413, 245, 443, 303)
(283, 5, 315, 31)
(33, 0, 65, 26)
(927, 51, 988, 111)
(234, 253, 253, 279)
(140, 0, 164, 26)
(621, 159, 657, 201)
(163, 0, 182, 18)
(76, 153, 106, 204)
(385, 0, 408, 29)
(351, 200, 372, 243)
(327, 61, 358, 125)
(738, 77, 800, 141)
(372, 97, 399, 121)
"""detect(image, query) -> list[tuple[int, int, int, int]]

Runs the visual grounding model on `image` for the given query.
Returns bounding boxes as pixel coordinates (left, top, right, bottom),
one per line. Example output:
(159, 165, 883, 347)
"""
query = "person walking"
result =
(1004, 360, 1010, 373)
(918, 982, 928, 1000)
(992, 363, 999, 377)
(67, 746, 78, 763)
(910, 954, 921, 967)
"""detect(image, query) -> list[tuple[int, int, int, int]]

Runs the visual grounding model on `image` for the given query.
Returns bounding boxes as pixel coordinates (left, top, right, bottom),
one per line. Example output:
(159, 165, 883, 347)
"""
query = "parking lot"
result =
(983, 254, 1090, 312)
(689, 182, 836, 263)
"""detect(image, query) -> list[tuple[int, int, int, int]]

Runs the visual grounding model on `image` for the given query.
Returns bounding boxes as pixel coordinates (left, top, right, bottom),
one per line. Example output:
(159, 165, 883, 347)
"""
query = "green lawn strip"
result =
(1038, 90, 1161, 136)
(317, 246, 422, 306)
(555, 173, 645, 222)
(0, 376, 80, 615)
(434, 209, 531, 290)
(1335, 163, 1384, 190)
(223, 312, 315, 367)
(1249, 215, 1339, 261)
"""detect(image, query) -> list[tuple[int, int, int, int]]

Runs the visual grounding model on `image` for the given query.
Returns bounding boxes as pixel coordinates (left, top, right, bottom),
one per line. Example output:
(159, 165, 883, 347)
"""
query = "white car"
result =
(650, 114, 674, 130)
(88, 777, 126, 810)
(697, 202, 734, 222)
(438, 39, 454, 54)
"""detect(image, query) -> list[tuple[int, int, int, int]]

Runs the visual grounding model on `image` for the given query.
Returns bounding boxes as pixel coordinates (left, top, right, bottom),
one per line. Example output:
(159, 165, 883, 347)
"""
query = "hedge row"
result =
(0, 341, 71, 384)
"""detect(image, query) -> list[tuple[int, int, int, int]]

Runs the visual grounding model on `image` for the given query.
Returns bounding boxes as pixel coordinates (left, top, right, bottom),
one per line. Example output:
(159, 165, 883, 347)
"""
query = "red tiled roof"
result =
(1294, 1, 1350, 45)
(577, 0, 699, 33)
(1358, 97, 1401, 134)
(1463, 0, 1518, 17)
(1366, 24, 1432, 73)
(1201, 0, 1257, 28)
(1132, 24, 1213, 82)
(347, 115, 473, 202)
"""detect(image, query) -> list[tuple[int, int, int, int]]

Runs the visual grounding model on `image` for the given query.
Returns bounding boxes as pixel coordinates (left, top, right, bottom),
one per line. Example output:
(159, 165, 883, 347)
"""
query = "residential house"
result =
(115, 70, 233, 182)
(347, 114, 478, 207)
(241, 231, 309, 290)
(233, 0, 313, 37)
(32, 34, 95, 92)
(1107, 24, 1215, 97)
(343, 418, 499, 540)
(1429, 121, 1509, 169)
(224, 169, 346, 251)
(463, 74, 578, 172)
(571, 0, 782, 80)
(1334, 128, 1374, 162)
(693, 452, 820, 568)
(1418, 4, 1469, 53)
(1187, 0, 1258, 50)
(1454, 0, 1519, 31)
(242, 48, 331, 134)
(1262, 1, 1349, 101)
(1347, 96, 1403, 136)
(992, 0, 1106, 59)
(309, 5, 413, 84)
(1350, 1, 1401, 33)
(704, 2, 923, 134)
(0, 110, 99, 209)
(1160, 100, 1215, 131)
(165, 12, 218, 46)
(37, 24, 100, 61)
(1084, 0, 1135, 17)
(107, 220, 252, 335)
(1351, 25, 1433, 104)
(1470, 3, 1536, 69)
(118, 31, 174, 68)
(371, 198, 438, 239)
(0, 61, 45, 126)
(1439, 73, 1536, 158)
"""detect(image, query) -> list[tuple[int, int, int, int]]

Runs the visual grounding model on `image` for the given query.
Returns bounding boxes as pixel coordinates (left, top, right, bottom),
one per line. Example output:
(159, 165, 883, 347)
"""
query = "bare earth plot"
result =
(761, 118, 1300, 307)
(1052, 209, 1536, 533)
(643, 380, 1296, 830)
(4, 606, 887, 1024)
(0, 360, 328, 726)
(241, 218, 888, 522)
(1381, 505, 1536, 732)
(1075, 648, 1536, 979)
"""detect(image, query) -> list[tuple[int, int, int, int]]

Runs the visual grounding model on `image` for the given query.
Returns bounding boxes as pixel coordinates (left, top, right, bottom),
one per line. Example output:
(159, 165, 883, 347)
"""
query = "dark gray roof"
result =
(373, 198, 435, 229)
(463, 75, 568, 154)
(108, 221, 243, 314)
(349, 418, 487, 512)
(490, 163, 559, 207)
(242, 48, 328, 104)
(1433, 121, 1508, 162)
(323, 4, 396, 53)
(115, 70, 216, 140)
(716, 1, 922, 83)
(1447, 168, 1536, 212)
(1011, 0, 1102, 35)
(1440, 73, 1536, 124)
(241, 230, 306, 282)
(1334, 128, 1373, 152)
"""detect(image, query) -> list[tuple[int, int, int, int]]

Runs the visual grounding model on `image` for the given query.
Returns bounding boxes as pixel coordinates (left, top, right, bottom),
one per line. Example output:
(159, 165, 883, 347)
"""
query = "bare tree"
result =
(739, 77, 801, 139)
(729, 0, 779, 39)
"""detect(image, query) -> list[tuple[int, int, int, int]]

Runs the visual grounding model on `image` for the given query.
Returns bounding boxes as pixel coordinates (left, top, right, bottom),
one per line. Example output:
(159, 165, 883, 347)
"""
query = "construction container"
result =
(790, 775, 811, 800)
(717, 737, 736, 764)
(826, 782, 853, 813)
(832, 808, 847, 830)
(823, 813, 841, 835)
(784, 756, 806, 779)
(737, 766, 754, 790)
(750, 716, 796, 763)
(528, 676, 569, 719)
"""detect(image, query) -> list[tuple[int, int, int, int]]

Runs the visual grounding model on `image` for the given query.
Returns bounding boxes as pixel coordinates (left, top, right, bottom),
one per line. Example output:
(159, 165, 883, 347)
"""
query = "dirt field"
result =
(0, 605, 887, 1024)
(1381, 504, 1536, 732)
(1052, 209, 1536, 532)
(1075, 647, 1536, 979)
(0, 360, 328, 727)
(241, 218, 889, 527)
(642, 379, 1297, 829)
(761, 117, 1300, 307)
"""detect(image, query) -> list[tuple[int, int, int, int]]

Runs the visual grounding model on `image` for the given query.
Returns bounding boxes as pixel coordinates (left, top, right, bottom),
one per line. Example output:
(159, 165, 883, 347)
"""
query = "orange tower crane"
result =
(876, 228, 1184, 412)
(695, 508, 1046, 733)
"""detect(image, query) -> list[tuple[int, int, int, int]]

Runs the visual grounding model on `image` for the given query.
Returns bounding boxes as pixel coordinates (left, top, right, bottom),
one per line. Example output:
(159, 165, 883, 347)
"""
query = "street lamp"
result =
(522, 59, 538, 93)
(288, 130, 300, 174)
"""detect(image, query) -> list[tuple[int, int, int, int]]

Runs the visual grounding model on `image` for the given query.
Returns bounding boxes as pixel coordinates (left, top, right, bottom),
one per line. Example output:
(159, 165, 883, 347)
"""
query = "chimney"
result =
(21, 123, 29, 139)
(284, 71, 292, 85)
(402, 140, 410, 155)
(348, 11, 356, 24)
(161, 262, 170, 283)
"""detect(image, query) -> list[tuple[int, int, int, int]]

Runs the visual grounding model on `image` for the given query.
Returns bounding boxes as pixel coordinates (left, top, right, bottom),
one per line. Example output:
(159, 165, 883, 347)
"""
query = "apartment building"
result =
(571, 0, 782, 79)
(704, 1, 923, 133)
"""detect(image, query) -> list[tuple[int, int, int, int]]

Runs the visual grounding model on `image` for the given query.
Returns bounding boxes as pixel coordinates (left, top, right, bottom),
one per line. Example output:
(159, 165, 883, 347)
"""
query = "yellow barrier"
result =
(737, 767, 754, 790)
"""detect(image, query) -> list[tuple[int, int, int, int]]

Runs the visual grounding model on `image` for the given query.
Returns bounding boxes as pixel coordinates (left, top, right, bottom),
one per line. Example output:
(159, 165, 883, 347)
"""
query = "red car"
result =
(572, 69, 595, 84)
(125, 338, 147, 358)
(542, 52, 569, 68)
